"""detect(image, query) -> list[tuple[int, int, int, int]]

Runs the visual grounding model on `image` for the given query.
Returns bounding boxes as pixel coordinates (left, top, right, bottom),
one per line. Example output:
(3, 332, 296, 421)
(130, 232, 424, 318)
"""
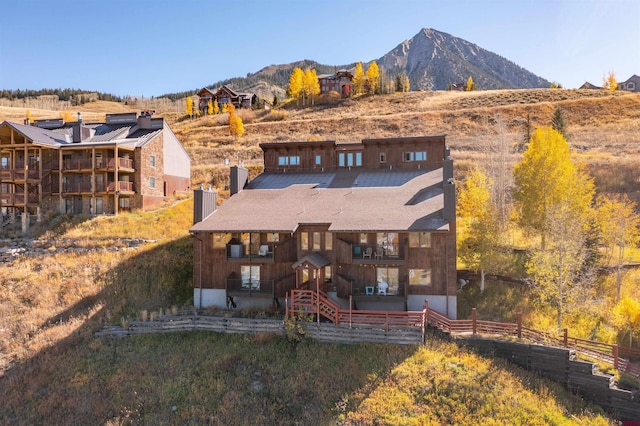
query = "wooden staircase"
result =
(287, 289, 426, 333)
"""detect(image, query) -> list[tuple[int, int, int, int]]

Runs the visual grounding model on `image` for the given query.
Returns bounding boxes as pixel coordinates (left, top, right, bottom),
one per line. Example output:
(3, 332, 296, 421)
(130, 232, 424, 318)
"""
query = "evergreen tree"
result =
(518, 111, 533, 153)
(550, 106, 568, 141)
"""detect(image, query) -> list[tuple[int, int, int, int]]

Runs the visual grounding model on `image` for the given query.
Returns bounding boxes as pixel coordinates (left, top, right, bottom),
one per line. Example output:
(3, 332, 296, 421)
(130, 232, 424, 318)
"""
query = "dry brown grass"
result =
(2, 88, 639, 191)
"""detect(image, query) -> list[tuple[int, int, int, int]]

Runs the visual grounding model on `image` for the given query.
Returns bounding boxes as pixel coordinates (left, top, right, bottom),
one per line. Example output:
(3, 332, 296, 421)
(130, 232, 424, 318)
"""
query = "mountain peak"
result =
(378, 28, 549, 90)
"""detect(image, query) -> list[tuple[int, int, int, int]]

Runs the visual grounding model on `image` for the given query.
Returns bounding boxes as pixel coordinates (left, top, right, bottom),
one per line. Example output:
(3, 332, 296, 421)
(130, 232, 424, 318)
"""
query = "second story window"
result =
(338, 152, 362, 168)
(404, 151, 427, 162)
(301, 232, 309, 250)
(278, 155, 300, 166)
(325, 232, 333, 250)
(150, 155, 156, 167)
(409, 232, 431, 248)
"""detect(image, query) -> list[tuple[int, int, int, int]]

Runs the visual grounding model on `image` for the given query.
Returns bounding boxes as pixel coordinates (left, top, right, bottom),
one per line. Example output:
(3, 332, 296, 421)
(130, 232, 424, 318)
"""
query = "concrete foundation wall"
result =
(408, 295, 457, 319)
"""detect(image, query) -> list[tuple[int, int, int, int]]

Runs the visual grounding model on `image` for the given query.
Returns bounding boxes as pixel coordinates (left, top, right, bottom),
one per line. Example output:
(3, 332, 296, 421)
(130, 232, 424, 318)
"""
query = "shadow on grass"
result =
(0, 234, 422, 424)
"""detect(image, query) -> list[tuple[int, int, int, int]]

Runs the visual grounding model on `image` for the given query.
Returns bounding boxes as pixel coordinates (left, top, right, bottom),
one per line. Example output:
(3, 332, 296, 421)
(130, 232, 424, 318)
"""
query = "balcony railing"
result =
(226, 243, 275, 262)
(119, 158, 134, 169)
(0, 193, 39, 205)
(119, 181, 134, 192)
(62, 182, 92, 193)
(0, 170, 26, 180)
(226, 279, 275, 296)
(63, 158, 93, 170)
(350, 244, 406, 263)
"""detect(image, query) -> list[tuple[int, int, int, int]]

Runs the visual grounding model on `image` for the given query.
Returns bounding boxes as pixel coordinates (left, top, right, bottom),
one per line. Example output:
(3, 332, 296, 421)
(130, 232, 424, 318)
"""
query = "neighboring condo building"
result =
(0, 111, 191, 232)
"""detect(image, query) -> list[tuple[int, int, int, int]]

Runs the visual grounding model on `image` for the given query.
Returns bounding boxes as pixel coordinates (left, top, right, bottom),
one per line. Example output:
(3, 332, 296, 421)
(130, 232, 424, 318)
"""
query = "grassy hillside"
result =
(0, 329, 611, 424)
(0, 200, 613, 424)
(1, 89, 638, 423)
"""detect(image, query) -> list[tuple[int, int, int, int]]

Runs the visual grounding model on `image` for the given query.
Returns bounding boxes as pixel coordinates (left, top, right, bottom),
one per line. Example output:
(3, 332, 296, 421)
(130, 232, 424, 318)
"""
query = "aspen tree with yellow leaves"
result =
(465, 76, 475, 91)
(596, 194, 640, 302)
(288, 67, 304, 105)
(514, 127, 596, 330)
(185, 96, 194, 118)
(228, 102, 244, 139)
(303, 69, 320, 106)
(366, 61, 380, 94)
(603, 71, 618, 91)
(353, 62, 366, 95)
(513, 127, 594, 249)
(457, 168, 503, 292)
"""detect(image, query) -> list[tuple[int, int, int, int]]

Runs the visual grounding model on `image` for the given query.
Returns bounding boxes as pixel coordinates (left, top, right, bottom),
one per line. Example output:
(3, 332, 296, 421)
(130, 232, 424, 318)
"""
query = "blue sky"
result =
(0, 0, 638, 97)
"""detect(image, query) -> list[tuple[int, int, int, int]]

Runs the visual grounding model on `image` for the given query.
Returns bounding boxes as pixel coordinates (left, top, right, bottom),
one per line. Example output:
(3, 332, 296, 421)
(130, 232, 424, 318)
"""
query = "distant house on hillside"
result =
(448, 83, 465, 91)
(619, 75, 640, 92)
(0, 111, 191, 233)
(197, 85, 257, 114)
(317, 69, 354, 97)
(189, 135, 458, 320)
(579, 82, 601, 90)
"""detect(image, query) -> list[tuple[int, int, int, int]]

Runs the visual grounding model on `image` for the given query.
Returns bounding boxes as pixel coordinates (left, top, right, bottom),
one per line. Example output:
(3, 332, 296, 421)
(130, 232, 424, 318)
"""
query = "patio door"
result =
(241, 265, 260, 290)
(376, 232, 399, 256)
(376, 267, 399, 295)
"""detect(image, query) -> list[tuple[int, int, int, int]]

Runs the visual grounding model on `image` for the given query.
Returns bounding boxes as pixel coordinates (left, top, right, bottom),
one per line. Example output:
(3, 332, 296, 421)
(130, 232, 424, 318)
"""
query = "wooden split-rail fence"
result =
(287, 290, 640, 382)
(97, 289, 640, 383)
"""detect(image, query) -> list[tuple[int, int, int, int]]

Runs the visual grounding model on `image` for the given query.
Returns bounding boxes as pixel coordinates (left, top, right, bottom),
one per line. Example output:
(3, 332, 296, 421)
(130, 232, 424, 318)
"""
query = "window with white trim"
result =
(278, 155, 300, 166)
(338, 152, 363, 167)
(150, 155, 156, 167)
(149, 176, 156, 189)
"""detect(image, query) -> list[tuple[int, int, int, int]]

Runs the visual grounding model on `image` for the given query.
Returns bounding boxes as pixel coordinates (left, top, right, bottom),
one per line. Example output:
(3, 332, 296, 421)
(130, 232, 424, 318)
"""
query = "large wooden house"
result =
(190, 136, 457, 319)
(317, 69, 354, 97)
(196, 85, 257, 114)
(0, 112, 191, 232)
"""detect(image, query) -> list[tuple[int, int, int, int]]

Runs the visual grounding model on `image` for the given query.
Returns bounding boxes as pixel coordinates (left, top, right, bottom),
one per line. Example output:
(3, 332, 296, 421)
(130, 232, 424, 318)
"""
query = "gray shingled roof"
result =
(191, 168, 449, 233)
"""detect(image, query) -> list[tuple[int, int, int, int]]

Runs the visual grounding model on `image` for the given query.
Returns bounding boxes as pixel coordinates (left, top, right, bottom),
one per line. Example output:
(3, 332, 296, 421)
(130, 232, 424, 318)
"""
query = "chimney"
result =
(230, 166, 249, 196)
(193, 185, 217, 224)
(72, 111, 90, 143)
(443, 177, 456, 222)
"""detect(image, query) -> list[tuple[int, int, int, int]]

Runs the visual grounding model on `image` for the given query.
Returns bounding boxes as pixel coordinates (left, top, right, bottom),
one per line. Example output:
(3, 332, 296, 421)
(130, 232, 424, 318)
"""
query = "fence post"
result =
(613, 344, 619, 370)
(517, 312, 522, 339)
(563, 328, 568, 347)
(349, 295, 352, 329)
(386, 312, 389, 333)
(285, 294, 289, 320)
(425, 299, 429, 326)
(472, 308, 477, 336)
